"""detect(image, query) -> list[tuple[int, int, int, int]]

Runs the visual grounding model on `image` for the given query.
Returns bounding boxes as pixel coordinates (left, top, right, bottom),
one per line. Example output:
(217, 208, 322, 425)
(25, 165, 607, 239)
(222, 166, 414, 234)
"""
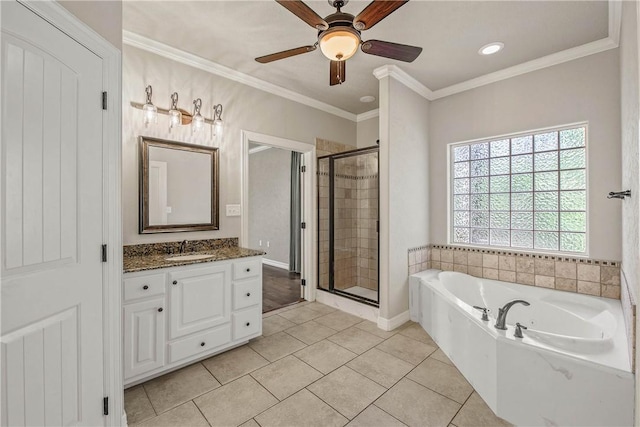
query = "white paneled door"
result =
(1, 2, 105, 426)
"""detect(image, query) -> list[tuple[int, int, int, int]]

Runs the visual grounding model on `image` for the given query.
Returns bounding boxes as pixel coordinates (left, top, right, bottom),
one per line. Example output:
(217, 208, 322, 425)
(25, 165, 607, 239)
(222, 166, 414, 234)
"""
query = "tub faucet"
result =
(179, 240, 188, 254)
(494, 300, 530, 330)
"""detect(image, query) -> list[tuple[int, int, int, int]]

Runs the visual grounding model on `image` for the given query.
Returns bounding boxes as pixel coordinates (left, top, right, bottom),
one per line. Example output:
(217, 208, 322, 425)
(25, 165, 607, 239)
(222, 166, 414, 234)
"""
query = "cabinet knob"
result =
(246, 322, 251, 327)
(246, 292, 251, 297)
(158, 307, 163, 312)
(143, 285, 149, 290)
(201, 342, 206, 347)
(246, 268, 251, 272)
(172, 280, 178, 285)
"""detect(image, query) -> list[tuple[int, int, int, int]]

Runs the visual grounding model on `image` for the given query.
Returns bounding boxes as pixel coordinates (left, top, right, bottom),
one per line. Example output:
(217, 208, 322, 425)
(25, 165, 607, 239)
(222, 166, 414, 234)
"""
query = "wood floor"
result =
(262, 264, 302, 313)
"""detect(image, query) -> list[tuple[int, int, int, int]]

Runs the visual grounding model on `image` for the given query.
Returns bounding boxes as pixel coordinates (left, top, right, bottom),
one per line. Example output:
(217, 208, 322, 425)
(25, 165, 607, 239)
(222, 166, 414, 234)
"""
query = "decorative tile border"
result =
(408, 243, 622, 300)
(123, 237, 238, 257)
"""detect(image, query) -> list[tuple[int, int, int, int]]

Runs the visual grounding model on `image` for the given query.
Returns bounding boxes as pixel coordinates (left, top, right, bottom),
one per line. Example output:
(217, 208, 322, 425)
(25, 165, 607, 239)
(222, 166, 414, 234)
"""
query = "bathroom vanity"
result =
(122, 242, 264, 386)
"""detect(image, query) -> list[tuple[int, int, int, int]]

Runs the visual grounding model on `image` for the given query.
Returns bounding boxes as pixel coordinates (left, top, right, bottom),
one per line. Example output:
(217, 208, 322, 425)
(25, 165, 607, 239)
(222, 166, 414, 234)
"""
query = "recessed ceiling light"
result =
(360, 95, 376, 103)
(479, 42, 504, 55)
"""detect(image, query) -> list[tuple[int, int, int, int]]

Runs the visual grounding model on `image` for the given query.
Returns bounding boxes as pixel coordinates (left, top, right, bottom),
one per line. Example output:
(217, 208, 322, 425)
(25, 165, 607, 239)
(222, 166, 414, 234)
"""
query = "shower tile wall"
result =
(356, 153, 378, 291)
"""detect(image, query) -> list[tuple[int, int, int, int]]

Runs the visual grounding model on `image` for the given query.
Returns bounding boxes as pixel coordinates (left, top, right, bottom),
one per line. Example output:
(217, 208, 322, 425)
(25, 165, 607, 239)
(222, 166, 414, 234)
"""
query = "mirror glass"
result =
(140, 137, 219, 233)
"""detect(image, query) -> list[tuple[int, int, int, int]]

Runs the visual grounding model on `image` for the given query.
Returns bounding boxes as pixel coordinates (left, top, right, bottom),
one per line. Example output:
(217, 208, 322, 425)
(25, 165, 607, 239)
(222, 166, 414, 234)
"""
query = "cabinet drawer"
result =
(233, 279, 261, 310)
(124, 274, 165, 302)
(168, 324, 231, 364)
(232, 307, 261, 340)
(233, 258, 261, 280)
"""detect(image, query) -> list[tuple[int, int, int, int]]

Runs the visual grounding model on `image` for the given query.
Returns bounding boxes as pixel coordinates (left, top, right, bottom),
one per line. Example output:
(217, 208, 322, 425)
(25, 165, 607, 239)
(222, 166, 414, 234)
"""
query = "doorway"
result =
(242, 131, 315, 312)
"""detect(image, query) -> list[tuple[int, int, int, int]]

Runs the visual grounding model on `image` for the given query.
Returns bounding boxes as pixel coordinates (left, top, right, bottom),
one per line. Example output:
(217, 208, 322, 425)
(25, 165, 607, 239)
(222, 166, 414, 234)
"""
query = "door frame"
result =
(241, 130, 317, 302)
(11, 1, 123, 424)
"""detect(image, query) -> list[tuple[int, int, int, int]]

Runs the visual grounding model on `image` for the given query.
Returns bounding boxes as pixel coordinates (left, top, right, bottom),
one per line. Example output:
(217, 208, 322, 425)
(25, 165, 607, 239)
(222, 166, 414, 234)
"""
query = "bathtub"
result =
(409, 270, 634, 427)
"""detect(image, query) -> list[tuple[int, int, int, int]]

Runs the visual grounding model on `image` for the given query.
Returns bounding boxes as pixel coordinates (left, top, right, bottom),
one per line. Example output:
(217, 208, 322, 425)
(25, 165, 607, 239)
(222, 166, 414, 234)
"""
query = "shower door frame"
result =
(317, 146, 380, 307)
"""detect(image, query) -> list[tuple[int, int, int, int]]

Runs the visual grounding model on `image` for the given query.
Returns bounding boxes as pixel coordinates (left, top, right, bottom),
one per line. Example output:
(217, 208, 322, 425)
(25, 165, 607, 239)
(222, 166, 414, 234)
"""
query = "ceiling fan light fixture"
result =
(479, 42, 504, 55)
(319, 27, 360, 61)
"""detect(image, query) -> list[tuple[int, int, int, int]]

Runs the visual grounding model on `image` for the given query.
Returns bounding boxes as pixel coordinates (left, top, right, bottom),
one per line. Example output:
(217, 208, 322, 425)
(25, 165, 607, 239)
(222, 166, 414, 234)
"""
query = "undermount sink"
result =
(165, 254, 215, 262)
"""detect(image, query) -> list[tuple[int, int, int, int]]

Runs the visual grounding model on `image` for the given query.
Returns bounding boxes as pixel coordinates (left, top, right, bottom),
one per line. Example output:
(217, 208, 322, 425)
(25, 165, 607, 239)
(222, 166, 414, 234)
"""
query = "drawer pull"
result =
(172, 280, 178, 285)
(246, 268, 251, 272)
(246, 292, 251, 297)
(143, 285, 149, 290)
(201, 342, 206, 347)
(158, 307, 163, 312)
(246, 322, 251, 327)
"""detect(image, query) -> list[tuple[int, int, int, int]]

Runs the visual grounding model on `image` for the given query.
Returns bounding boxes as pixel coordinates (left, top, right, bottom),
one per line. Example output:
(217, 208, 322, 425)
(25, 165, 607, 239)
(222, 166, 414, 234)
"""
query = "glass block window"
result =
(450, 125, 587, 254)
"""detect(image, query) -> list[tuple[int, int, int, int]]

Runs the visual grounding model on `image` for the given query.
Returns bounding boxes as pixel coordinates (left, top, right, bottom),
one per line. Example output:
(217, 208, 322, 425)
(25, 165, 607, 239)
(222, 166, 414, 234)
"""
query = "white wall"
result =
(379, 77, 430, 320)
(59, 0, 122, 49)
(123, 45, 356, 244)
(618, 1, 640, 422)
(249, 147, 291, 265)
(429, 49, 621, 260)
(357, 116, 379, 148)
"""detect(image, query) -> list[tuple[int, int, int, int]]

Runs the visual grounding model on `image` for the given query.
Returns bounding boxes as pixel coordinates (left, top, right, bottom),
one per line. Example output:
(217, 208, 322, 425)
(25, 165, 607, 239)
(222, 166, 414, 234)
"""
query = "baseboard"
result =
(262, 258, 289, 270)
(377, 310, 411, 331)
(315, 290, 379, 322)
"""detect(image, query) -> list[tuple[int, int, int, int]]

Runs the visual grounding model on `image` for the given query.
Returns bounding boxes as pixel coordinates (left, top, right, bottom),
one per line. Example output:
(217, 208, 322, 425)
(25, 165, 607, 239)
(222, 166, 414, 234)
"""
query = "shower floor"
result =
(340, 286, 377, 301)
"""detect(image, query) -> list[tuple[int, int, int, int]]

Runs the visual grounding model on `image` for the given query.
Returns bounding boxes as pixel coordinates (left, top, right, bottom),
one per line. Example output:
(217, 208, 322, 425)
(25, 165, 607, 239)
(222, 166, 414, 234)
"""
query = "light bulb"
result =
(142, 103, 157, 127)
(192, 114, 205, 133)
(168, 92, 181, 131)
(213, 118, 223, 138)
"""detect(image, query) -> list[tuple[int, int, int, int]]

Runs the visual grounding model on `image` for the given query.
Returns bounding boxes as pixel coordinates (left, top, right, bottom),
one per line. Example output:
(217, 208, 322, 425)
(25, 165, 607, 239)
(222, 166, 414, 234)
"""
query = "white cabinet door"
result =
(169, 264, 231, 339)
(123, 298, 165, 380)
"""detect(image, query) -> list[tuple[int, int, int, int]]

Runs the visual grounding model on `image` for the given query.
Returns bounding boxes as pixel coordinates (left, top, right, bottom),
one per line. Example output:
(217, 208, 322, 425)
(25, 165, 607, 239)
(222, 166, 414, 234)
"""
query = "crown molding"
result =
(430, 36, 619, 100)
(248, 145, 271, 155)
(608, 0, 622, 46)
(356, 109, 379, 122)
(123, 31, 357, 122)
(373, 65, 434, 100)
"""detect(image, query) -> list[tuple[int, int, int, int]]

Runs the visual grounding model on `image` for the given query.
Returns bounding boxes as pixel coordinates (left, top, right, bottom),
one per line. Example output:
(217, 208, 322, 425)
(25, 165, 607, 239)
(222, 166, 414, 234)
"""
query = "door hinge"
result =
(103, 396, 109, 416)
(301, 279, 306, 287)
(101, 244, 107, 262)
(301, 222, 306, 229)
(102, 91, 108, 110)
(301, 165, 306, 173)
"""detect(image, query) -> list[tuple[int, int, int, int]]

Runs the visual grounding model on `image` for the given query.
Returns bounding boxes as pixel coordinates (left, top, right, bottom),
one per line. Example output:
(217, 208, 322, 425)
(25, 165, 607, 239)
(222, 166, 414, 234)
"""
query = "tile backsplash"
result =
(409, 244, 621, 300)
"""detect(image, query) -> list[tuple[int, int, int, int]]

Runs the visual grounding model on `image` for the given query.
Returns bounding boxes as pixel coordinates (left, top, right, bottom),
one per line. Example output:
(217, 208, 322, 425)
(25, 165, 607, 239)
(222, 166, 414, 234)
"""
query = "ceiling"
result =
(123, 1, 610, 115)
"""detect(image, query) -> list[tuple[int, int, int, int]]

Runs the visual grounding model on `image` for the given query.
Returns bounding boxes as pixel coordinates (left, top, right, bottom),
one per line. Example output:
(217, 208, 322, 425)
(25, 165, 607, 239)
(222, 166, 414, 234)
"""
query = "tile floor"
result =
(124, 301, 511, 427)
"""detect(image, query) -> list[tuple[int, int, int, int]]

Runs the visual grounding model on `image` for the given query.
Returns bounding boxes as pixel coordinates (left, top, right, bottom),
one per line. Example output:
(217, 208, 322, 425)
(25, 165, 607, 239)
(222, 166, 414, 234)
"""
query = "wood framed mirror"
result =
(139, 136, 219, 233)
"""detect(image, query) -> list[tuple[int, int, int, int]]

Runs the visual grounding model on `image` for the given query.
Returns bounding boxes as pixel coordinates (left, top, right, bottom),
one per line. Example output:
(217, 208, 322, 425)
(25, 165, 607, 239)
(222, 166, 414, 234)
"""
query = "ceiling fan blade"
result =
(276, 0, 328, 30)
(353, 0, 409, 30)
(361, 40, 422, 62)
(330, 60, 346, 86)
(255, 45, 317, 63)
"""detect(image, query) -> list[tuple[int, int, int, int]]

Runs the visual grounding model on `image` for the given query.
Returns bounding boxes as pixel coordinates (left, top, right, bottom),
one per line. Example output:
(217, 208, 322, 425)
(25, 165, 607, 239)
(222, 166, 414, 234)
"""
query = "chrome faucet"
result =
(179, 240, 188, 254)
(494, 300, 530, 330)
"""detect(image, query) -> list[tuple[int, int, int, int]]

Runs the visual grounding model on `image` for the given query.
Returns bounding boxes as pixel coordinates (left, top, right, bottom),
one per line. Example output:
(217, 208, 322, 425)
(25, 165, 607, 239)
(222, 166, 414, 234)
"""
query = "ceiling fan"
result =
(255, 0, 422, 86)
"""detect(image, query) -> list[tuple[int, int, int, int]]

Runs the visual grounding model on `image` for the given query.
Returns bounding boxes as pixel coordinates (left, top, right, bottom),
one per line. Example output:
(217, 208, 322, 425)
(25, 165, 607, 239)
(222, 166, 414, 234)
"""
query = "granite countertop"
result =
(123, 246, 266, 273)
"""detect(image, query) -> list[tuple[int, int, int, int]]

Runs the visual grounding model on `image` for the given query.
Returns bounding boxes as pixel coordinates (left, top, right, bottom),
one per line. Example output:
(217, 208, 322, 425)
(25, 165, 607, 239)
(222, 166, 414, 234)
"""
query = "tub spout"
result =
(494, 300, 530, 330)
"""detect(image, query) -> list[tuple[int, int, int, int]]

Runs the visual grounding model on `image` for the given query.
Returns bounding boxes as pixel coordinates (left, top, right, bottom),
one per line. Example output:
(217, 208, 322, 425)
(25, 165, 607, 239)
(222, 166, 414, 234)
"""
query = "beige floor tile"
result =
(328, 327, 384, 354)
(452, 392, 512, 427)
(314, 311, 363, 331)
(407, 358, 473, 404)
(132, 401, 208, 427)
(249, 331, 307, 362)
(294, 340, 357, 374)
(307, 366, 386, 419)
(143, 363, 220, 414)
(354, 320, 399, 339)
(124, 386, 155, 425)
(305, 302, 338, 315)
(398, 322, 436, 345)
(278, 306, 325, 324)
(263, 315, 297, 336)
(430, 348, 454, 366)
(375, 378, 461, 427)
(285, 320, 338, 345)
(347, 405, 406, 427)
(251, 355, 323, 400)
(347, 348, 414, 388)
(194, 375, 278, 427)
(255, 389, 348, 427)
(263, 305, 297, 318)
(375, 334, 437, 365)
(239, 419, 260, 427)
(202, 345, 269, 384)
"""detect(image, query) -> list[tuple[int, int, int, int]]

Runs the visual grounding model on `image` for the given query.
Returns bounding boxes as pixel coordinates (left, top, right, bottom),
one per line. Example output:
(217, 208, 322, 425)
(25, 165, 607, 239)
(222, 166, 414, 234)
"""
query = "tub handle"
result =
(472, 306, 490, 321)
(515, 322, 528, 339)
